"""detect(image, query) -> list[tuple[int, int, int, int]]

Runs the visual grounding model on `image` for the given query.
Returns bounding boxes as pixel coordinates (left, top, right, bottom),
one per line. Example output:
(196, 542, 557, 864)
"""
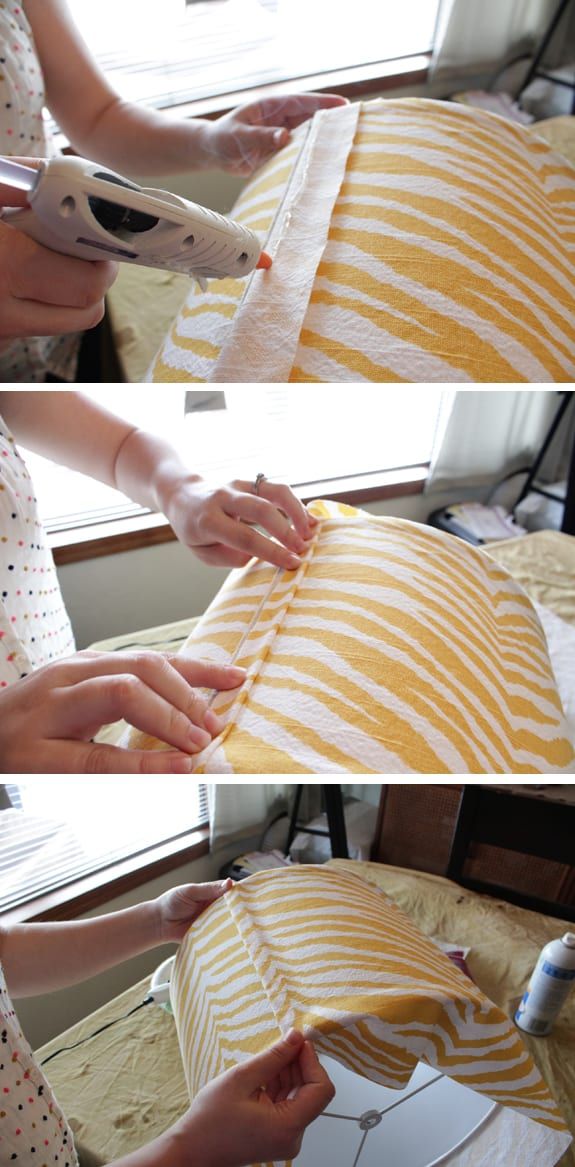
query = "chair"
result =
(446, 786, 575, 921)
(284, 785, 349, 859)
(515, 0, 575, 116)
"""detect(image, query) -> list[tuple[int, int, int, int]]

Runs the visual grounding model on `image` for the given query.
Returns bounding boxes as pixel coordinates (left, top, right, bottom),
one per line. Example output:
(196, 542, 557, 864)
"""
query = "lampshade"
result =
(170, 864, 571, 1167)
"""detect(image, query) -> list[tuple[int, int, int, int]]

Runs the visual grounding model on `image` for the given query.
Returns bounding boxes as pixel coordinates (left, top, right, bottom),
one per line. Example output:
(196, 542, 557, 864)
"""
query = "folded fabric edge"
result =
(210, 102, 361, 383)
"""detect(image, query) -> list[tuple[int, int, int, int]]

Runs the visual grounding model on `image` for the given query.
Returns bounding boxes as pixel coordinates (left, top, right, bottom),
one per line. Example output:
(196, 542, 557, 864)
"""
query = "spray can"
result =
(515, 933, 575, 1036)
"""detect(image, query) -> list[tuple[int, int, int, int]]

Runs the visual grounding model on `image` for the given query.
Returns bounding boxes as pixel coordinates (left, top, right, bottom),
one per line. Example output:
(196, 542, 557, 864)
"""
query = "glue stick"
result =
(515, 933, 575, 1036)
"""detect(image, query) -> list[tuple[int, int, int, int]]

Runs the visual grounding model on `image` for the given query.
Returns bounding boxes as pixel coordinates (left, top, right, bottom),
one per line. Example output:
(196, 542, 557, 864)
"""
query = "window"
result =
(64, 0, 440, 111)
(0, 779, 209, 915)
(24, 388, 446, 532)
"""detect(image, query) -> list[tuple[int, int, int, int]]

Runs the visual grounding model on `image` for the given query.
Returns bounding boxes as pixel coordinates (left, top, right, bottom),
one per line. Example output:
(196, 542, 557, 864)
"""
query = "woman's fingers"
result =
(193, 481, 317, 570)
(0, 222, 118, 340)
(35, 740, 201, 774)
(0, 651, 246, 773)
(40, 653, 246, 750)
(51, 651, 243, 732)
(200, 509, 303, 571)
(231, 478, 316, 540)
(47, 674, 214, 754)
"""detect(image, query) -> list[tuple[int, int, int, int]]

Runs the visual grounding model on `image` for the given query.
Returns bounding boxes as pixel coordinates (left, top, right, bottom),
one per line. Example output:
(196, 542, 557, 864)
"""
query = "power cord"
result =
(39, 981, 171, 1066)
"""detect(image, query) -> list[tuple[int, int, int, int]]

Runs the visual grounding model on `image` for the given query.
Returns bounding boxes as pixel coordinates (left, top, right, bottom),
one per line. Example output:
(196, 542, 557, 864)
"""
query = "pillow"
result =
(149, 98, 575, 383)
(170, 864, 571, 1167)
(125, 500, 575, 774)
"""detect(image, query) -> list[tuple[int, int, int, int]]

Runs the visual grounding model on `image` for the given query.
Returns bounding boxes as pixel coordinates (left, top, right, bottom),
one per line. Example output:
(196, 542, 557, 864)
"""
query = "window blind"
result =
(0, 780, 209, 914)
(62, 0, 439, 111)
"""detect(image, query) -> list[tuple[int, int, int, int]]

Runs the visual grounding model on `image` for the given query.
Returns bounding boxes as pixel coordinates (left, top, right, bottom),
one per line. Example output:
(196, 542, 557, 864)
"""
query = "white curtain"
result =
(426, 389, 563, 492)
(208, 783, 293, 849)
(431, 0, 556, 77)
(208, 784, 380, 850)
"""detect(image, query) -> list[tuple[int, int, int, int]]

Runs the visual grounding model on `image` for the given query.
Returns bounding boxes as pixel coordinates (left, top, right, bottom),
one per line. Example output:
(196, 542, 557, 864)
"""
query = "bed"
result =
(36, 858, 575, 1167)
(105, 103, 575, 383)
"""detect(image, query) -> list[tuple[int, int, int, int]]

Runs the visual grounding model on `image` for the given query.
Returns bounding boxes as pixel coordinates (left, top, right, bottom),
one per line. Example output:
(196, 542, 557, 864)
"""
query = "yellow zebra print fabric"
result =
(125, 500, 574, 774)
(171, 864, 571, 1167)
(150, 98, 575, 383)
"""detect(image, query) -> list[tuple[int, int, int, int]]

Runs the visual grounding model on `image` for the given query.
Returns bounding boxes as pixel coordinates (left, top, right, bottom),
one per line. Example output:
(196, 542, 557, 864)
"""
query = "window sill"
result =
(154, 55, 431, 120)
(55, 56, 430, 153)
(49, 466, 428, 565)
(0, 828, 210, 925)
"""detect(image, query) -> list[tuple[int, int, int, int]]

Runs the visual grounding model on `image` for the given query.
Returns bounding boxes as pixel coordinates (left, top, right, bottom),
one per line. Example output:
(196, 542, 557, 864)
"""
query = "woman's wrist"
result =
(136, 898, 164, 949)
(113, 427, 201, 517)
(109, 1119, 201, 1167)
(153, 465, 203, 527)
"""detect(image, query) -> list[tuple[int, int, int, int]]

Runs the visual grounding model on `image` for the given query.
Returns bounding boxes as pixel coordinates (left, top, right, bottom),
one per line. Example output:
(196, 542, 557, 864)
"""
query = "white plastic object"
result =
(0, 154, 264, 280)
(150, 955, 176, 1012)
(515, 933, 575, 1036)
(297, 1055, 498, 1167)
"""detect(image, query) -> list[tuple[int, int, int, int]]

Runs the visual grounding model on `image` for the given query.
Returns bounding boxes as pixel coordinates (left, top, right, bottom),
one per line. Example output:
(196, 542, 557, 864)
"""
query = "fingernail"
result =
(204, 709, 225, 736)
(170, 755, 194, 773)
(285, 1029, 302, 1044)
(226, 666, 247, 681)
(286, 553, 302, 570)
(189, 725, 212, 749)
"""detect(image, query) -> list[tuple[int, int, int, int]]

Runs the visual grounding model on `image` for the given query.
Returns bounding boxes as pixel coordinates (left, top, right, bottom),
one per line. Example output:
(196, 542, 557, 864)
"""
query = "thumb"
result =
(238, 1030, 305, 1091)
(186, 878, 234, 904)
(0, 182, 30, 208)
(269, 126, 291, 150)
(0, 157, 42, 207)
(246, 125, 290, 158)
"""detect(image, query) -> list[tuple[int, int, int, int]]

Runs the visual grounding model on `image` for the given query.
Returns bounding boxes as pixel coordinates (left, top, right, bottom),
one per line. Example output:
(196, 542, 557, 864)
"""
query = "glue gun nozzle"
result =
(256, 251, 272, 270)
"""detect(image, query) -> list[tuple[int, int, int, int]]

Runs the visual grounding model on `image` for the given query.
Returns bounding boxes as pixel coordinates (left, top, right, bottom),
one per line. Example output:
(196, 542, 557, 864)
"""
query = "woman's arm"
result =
(0, 181, 117, 345)
(0, 881, 230, 997)
(23, 0, 212, 176)
(24, 0, 346, 177)
(0, 391, 315, 569)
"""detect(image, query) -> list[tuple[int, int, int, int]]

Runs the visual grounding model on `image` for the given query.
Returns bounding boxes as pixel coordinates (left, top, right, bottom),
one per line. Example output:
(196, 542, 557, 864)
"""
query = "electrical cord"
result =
(484, 465, 532, 506)
(39, 995, 155, 1066)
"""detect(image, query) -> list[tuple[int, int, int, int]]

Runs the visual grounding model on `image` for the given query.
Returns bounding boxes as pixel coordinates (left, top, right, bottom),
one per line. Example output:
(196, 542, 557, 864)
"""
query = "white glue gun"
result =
(0, 154, 271, 282)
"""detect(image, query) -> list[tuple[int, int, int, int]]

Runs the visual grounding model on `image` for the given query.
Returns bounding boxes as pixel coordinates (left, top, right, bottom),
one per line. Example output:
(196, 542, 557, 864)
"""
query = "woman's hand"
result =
(161, 476, 318, 570)
(0, 650, 245, 773)
(198, 93, 348, 175)
(0, 165, 118, 345)
(175, 1031, 335, 1167)
(154, 879, 233, 943)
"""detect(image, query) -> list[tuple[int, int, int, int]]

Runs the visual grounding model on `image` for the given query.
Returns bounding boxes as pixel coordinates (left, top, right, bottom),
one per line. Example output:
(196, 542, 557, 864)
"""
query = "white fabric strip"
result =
(210, 101, 361, 382)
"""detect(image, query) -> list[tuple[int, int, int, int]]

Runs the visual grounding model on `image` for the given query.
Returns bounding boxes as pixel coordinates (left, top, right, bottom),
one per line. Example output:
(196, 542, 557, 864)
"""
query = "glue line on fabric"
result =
(210, 101, 360, 383)
(195, 521, 323, 769)
(225, 119, 314, 314)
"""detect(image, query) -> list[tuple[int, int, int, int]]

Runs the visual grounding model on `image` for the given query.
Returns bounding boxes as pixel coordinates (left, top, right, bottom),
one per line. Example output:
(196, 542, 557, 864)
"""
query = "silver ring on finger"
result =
(254, 472, 266, 495)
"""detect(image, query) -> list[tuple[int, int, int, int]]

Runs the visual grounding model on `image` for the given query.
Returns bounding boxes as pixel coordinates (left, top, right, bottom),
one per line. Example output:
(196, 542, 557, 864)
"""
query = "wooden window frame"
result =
(50, 468, 428, 566)
(0, 828, 210, 926)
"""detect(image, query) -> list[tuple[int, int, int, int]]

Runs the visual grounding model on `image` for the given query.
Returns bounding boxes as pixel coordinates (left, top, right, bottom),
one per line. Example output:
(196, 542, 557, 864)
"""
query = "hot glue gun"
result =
(0, 154, 272, 283)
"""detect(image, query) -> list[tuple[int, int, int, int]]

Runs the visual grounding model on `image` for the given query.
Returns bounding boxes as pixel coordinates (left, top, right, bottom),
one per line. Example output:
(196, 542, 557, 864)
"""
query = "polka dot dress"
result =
(0, 411, 75, 688)
(0, 0, 80, 382)
(0, 964, 78, 1166)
